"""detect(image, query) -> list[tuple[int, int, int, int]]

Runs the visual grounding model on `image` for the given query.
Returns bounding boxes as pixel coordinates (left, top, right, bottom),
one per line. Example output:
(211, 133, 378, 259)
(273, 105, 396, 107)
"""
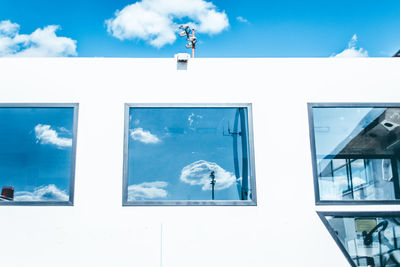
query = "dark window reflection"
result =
(324, 214, 400, 267)
(312, 107, 400, 201)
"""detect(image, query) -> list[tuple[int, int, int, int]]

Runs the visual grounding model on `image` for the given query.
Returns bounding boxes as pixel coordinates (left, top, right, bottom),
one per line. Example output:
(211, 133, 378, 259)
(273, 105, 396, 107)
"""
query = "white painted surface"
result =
(0, 57, 399, 267)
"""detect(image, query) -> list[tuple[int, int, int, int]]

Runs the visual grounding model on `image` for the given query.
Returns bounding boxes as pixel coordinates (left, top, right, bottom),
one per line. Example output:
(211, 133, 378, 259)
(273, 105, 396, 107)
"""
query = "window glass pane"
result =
(124, 106, 255, 204)
(312, 107, 400, 201)
(322, 214, 400, 267)
(0, 106, 77, 204)
(351, 159, 368, 200)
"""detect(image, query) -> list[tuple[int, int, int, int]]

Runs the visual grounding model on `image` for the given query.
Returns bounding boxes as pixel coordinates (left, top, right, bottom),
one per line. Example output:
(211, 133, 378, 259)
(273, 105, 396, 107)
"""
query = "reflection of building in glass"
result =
(314, 107, 400, 201)
(319, 213, 400, 267)
(311, 105, 400, 265)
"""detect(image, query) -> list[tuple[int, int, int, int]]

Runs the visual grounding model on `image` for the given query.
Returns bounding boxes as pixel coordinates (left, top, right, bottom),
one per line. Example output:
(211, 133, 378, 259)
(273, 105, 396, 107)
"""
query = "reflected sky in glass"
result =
(0, 107, 74, 202)
(127, 107, 251, 201)
(313, 108, 383, 158)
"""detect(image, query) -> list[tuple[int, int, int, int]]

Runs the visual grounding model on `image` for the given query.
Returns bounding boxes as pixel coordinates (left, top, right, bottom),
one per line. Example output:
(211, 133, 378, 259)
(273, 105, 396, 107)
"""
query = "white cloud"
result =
(0, 20, 77, 57)
(130, 128, 161, 144)
(188, 112, 203, 127)
(180, 160, 238, 190)
(236, 16, 249, 23)
(35, 124, 72, 147)
(58, 127, 71, 133)
(14, 184, 69, 201)
(128, 181, 168, 200)
(333, 34, 368, 58)
(0, 20, 19, 36)
(188, 113, 195, 126)
(105, 0, 229, 48)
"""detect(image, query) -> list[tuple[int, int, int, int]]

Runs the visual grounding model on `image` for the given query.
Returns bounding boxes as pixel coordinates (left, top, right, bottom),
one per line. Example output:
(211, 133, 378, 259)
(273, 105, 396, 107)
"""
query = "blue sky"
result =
(0, 107, 74, 201)
(127, 107, 249, 201)
(0, 0, 399, 57)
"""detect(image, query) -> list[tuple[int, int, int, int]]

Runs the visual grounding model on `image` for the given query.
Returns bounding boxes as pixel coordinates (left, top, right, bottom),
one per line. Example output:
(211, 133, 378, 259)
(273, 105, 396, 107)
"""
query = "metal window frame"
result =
(0, 103, 79, 206)
(317, 211, 400, 267)
(308, 102, 400, 205)
(122, 103, 257, 206)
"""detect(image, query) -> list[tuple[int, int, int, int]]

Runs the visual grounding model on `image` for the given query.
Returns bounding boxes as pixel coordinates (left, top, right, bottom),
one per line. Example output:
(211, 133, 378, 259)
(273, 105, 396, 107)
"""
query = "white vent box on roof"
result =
(175, 53, 190, 70)
(175, 53, 190, 63)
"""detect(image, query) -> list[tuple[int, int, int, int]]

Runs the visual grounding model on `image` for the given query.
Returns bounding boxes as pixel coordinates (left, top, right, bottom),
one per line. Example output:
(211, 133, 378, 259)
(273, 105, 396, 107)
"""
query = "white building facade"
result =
(0, 57, 399, 267)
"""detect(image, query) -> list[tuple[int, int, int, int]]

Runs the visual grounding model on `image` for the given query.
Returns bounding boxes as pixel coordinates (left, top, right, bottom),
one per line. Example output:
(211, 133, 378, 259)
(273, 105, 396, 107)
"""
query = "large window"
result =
(122, 104, 256, 206)
(318, 212, 400, 267)
(308, 104, 400, 204)
(0, 104, 78, 205)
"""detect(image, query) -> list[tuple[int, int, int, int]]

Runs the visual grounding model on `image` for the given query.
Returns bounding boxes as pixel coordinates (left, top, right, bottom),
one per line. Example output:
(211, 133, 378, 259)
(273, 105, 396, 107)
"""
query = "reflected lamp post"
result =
(210, 171, 216, 200)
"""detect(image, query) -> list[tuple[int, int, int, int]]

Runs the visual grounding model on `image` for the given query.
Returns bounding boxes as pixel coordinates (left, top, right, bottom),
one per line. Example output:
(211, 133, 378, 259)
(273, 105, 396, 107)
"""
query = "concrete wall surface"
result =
(0, 57, 399, 267)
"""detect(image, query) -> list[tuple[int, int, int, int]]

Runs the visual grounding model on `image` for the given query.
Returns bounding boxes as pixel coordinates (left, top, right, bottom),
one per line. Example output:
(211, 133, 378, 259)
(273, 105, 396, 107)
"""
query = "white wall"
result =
(0, 57, 399, 267)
